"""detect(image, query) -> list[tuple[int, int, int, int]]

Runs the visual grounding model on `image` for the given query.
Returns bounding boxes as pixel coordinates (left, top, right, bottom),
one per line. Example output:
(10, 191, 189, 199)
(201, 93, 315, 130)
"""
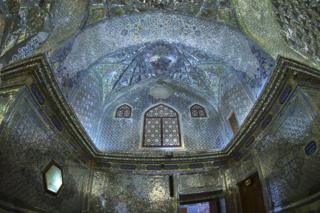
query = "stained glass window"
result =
(115, 104, 132, 118)
(190, 104, 207, 118)
(43, 162, 63, 195)
(143, 104, 181, 147)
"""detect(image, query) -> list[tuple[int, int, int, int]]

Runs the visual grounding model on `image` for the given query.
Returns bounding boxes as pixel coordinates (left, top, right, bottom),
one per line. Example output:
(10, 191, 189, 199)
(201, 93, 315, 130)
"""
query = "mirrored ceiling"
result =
(0, 2, 275, 155)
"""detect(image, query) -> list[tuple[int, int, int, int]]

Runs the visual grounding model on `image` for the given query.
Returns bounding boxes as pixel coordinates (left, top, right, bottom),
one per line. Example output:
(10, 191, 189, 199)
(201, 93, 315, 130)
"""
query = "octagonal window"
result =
(43, 162, 63, 194)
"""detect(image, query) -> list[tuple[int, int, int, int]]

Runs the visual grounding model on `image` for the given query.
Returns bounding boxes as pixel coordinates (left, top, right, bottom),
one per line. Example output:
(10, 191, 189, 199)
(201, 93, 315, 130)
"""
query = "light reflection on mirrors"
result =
(43, 161, 63, 195)
(0, 88, 19, 124)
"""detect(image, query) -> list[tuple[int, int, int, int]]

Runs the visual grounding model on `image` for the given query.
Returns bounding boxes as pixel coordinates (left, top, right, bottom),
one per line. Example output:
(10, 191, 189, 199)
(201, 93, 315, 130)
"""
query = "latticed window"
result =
(190, 104, 207, 118)
(143, 104, 181, 147)
(115, 104, 132, 118)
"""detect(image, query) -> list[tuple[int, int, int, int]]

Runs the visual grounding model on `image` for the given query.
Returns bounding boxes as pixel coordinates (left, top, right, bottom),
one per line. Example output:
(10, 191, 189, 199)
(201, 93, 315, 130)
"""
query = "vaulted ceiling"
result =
(0, 0, 317, 154)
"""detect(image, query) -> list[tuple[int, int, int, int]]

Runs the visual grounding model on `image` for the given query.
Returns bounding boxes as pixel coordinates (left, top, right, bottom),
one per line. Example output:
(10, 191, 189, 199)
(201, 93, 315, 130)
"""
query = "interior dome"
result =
(48, 14, 275, 155)
(1, 1, 319, 212)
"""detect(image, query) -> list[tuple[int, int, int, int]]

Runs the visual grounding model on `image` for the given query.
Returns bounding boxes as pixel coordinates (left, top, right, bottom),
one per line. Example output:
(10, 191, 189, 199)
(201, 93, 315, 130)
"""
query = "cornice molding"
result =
(1, 55, 320, 166)
(0, 54, 96, 160)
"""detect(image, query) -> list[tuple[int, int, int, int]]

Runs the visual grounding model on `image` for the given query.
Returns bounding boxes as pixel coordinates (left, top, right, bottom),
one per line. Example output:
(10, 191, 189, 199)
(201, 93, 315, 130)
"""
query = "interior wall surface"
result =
(87, 168, 225, 213)
(222, 153, 257, 212)
(232, 0, 320, 69)
(254, 85, 320, 212)
(272, 0, 320, 65)
(0, 82, 319, 213)
(0, 57, 319, 213)
(0, 88, 90, 212)
(223, 84, 320, 213)
(97, 80, 227, 153)
(216, 81, 320, 213)
(88, 170, 176, 213)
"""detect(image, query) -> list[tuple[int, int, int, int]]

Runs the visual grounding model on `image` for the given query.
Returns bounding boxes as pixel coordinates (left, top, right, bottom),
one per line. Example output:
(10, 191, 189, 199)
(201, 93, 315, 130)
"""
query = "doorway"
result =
(179, 191, 226, 213)
(237, 173, 266, 213)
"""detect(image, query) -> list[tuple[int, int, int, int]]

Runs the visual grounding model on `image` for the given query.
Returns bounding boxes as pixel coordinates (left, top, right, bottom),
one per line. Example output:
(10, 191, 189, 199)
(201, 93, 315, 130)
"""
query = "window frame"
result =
(115, 104, 132, 118)
(190, 104, 207, 118)
(142, 104, 182, 148)
(42, 160, 64, 196)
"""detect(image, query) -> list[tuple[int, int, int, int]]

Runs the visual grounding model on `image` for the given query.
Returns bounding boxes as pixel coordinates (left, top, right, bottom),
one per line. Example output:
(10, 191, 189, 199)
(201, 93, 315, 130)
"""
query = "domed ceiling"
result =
(0, 0, 276, 155)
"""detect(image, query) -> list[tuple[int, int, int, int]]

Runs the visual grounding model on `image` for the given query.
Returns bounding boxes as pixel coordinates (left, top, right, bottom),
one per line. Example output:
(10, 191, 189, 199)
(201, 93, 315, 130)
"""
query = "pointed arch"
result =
(115, 104, 132, 118)
(190, 104, 207, 118)
(143, 104, 181, 147)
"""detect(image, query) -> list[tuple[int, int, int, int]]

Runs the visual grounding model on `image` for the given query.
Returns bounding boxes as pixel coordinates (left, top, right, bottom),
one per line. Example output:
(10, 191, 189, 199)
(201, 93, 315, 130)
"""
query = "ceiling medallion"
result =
(149, 83, 173, 100)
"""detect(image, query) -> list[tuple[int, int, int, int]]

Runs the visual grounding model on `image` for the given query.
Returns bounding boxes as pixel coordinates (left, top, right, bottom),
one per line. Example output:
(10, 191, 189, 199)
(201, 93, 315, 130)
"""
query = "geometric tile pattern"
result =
(190, 104, 207, 118)
(115, 104, 132, 118)
(0, 89, 89, 212)
(90, 171, 175, 212)
(143, 104, 181, 147)
(255, 89, 320, 208)
(273, 0, 320, 64)
(97, 83, 229, 152)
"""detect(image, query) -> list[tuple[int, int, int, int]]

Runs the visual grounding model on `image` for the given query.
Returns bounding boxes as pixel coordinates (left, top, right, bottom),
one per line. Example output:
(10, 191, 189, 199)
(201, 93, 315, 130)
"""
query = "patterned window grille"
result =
(143, 104, 181, 147)
(190, 104, 207, 118)
(115, 104, 132, 118)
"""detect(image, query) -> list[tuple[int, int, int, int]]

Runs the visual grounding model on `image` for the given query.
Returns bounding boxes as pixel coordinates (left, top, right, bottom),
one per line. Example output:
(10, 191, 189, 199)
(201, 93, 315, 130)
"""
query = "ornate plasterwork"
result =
(60, 40, 273, 153)
(232, 0, 320, 70)
(255, 88, 320, 209)
(0, 0, 88, 64)
(53, 13, 262, 79)
(272, 0, 320, 64)
(0, 87, 90, 212)
(0, 88, 19, 125)
(149, 84, 173, 100)
(0, 55, 95, 159)
(1, 55, 320, 165)
(82, 41, 273, 104)
(1, 9, 276, 154)
(86, 0, 238, 26)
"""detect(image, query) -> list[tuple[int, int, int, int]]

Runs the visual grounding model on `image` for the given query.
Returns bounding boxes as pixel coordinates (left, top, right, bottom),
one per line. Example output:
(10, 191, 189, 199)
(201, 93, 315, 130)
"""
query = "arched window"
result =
(143, 104, 181, 147)
(115, 104, 132, 118)
(190, 104, 207, 118)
